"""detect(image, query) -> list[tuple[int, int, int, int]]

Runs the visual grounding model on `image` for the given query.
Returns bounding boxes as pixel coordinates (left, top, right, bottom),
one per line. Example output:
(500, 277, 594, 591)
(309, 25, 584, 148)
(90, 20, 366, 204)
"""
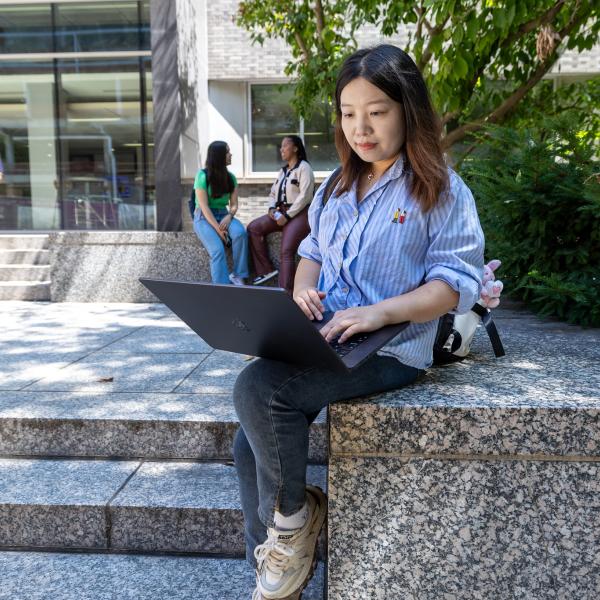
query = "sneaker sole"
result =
(261, 486, 327, 600)
(253, 272, 278, 285)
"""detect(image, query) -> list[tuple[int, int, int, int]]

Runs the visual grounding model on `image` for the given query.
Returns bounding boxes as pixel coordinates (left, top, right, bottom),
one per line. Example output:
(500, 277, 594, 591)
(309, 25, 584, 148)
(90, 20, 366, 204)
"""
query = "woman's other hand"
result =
(268, 208, 277, 221)
(293, 287, 326, 321)
(219, 214, 232, 232)
(320, 305, 387, 344)
(276, 214, 288, 227)
(213, 225, 228, 243)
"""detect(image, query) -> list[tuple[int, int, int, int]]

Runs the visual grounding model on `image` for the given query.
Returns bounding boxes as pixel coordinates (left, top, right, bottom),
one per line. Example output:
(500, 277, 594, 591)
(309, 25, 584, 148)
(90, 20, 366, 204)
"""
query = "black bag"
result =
(188, 168, 207, 218)
(433, 304, 505, 365)
(321, 166, 505, 365)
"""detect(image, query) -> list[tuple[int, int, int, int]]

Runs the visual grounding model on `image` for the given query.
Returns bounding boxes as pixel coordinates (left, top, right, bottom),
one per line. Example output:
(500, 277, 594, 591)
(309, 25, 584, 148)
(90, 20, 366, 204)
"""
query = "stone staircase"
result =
(0, 234, 51, 301)
(0, 304, 327, 599)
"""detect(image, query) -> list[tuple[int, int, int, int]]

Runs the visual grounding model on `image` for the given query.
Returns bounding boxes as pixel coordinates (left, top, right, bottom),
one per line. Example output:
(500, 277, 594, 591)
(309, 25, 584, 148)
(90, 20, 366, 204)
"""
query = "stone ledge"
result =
(330, 312, 600, 458)
(327, 308, 600, 600)
(48, 231, 283, 302)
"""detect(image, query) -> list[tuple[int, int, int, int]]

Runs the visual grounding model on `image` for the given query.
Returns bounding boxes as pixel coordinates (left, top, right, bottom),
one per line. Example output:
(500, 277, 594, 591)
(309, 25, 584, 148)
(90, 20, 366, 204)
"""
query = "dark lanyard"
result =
(276, 161, 300, 207)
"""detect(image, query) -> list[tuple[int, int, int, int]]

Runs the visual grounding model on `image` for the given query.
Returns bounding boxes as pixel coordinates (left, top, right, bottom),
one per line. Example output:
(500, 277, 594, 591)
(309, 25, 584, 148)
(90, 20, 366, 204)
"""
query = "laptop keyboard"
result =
(329, 333, 369, 357)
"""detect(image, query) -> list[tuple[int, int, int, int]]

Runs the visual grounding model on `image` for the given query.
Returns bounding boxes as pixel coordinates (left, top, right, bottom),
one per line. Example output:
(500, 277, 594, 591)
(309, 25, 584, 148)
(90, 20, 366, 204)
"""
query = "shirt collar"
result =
(349, 154, 406, 204)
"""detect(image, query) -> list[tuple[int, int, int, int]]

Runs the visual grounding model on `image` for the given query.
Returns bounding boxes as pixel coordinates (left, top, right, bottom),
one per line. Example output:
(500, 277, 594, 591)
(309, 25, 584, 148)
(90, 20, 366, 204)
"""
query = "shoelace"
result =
(254, 530, 297, 580)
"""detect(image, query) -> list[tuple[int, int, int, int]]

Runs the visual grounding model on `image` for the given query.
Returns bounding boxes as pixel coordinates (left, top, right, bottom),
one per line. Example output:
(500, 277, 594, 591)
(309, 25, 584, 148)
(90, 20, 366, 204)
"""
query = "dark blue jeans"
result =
(232, 354, 422, 566)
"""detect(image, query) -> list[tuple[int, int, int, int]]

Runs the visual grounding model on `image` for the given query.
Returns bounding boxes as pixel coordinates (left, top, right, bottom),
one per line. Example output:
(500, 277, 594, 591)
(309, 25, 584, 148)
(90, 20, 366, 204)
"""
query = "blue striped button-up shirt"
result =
(297, 156, 485, 370)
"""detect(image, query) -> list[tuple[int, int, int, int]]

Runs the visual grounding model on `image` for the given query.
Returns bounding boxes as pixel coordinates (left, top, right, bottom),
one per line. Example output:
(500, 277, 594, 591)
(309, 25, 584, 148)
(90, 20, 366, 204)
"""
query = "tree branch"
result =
(415, 4, 424, 41)
(314, 0, 325, 38)
(463, 0, 567, 107)
(417, 13, 450, 70)
(441, 109, 461, 127)
(442, 4, 587, 149)
(294, 30, 311, 63)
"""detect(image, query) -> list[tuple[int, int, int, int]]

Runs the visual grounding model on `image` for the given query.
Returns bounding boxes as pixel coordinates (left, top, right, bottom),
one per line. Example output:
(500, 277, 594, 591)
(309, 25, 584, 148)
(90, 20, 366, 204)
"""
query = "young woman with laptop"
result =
(232, 45, 485, 599)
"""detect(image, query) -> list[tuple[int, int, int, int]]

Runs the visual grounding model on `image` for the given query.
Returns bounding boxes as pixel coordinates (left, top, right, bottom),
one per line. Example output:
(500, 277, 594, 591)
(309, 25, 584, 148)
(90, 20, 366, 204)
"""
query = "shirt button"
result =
(342, 287, 349, 294)
(353, 210, 358, 217)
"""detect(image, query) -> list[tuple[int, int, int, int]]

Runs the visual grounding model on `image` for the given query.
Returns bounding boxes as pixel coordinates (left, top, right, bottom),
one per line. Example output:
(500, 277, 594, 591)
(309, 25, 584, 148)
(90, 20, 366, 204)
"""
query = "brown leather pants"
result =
(247, 207, 310, 293)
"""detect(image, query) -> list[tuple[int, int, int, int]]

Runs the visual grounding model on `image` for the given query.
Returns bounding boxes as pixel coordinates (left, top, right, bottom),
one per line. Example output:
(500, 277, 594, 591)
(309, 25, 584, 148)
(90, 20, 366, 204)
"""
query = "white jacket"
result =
(268, 160, 315, 219)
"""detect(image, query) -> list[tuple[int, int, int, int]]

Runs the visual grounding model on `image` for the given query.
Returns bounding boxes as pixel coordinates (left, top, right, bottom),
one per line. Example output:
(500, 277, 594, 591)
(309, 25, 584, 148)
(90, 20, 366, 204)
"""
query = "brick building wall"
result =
(206, 0, 598, 81)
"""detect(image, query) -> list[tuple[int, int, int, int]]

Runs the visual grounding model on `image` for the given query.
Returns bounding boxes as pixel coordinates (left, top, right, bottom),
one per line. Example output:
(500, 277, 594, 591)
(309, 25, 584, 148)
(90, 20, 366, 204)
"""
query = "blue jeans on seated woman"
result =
(232, 353, 422, 567)
(193, 208, 249, 284)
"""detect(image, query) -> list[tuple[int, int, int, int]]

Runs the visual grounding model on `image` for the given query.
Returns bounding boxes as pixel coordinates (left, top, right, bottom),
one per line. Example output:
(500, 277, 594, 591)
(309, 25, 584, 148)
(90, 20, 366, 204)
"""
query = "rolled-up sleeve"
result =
(424, 175, 485, 314)
(297, 177, 329, 264)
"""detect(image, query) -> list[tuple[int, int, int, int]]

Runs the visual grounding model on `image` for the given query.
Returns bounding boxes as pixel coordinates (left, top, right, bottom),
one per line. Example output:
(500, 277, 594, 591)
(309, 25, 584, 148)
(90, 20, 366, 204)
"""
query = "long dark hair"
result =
(333, 45, 448, 212)
(283, 135, 308, 165)
(205, 141, 234, 198)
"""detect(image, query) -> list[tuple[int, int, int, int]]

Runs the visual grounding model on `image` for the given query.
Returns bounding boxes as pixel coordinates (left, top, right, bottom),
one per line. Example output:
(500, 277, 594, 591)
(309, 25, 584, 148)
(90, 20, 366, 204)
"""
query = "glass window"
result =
(0, 4, 52, 54)
(251, 85, 298, 172)
(251, 84, 338, 172)
(303, 102, 338, 171)
(0, 60, 59, 229)
(55, 1, 148, 53)
(0, 3, 153, 231)
(57, 57, 146, 230)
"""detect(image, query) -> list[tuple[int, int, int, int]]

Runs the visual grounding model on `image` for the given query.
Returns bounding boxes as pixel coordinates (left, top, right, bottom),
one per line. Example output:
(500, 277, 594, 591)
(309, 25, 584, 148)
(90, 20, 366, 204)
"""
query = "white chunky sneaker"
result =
(254, 486, 327, 600)
(229, 273, 246, 286)
(252, 586, 264, 600)
(252, 270, 278, 286)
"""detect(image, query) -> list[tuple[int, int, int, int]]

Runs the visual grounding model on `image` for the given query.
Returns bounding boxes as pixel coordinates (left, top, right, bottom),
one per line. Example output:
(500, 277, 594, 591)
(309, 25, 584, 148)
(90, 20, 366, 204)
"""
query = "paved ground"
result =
(0, 299, 597, 404)
(0, 299, 597, 600)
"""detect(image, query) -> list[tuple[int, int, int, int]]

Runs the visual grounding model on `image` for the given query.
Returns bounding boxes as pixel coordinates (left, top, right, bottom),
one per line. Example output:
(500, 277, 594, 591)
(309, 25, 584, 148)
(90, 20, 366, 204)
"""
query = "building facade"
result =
(0, 0, 598, 232)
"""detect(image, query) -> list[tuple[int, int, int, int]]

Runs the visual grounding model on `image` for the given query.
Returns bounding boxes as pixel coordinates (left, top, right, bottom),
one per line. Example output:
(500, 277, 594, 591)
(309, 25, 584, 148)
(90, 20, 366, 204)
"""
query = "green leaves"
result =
(236, 0, 600, 147)
(454, 54, 469, 78)
(461, 113, 600, 326)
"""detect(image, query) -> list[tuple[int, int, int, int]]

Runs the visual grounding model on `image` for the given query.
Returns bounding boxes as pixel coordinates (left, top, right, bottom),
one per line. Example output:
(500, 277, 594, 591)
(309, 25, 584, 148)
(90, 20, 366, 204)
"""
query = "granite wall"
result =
(327, 314, 600, 599)
(48, 231, 282, 302)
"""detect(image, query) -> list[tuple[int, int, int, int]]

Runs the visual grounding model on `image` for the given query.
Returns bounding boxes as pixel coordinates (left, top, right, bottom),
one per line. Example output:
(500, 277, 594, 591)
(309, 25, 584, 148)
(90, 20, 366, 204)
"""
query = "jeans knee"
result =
(233, 360, 275, 422)
(232, 426, 253, 466)
(231, 226, 247, 242)
(208, 245, 226, 261)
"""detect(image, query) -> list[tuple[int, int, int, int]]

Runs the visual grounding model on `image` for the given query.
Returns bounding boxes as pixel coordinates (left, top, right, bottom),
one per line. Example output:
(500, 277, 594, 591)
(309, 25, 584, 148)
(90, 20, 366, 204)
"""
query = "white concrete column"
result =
(25, 81, 59, 229)
(176, 0, 209, 179)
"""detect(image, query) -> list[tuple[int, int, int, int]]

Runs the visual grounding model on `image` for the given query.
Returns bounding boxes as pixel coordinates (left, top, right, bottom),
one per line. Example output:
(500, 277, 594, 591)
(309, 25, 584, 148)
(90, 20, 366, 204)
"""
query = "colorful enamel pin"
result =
(392, 209, 407, 224)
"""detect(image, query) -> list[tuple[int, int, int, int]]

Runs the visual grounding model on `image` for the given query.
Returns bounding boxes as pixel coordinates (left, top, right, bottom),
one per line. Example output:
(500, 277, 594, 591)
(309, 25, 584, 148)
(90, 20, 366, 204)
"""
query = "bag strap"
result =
(471, 303, 506, 358)
(322, 166, 343, 206)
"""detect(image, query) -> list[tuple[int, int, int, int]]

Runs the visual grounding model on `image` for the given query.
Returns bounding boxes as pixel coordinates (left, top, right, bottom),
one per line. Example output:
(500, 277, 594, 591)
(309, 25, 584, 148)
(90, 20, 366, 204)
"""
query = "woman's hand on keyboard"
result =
(320, 305, 386, 344)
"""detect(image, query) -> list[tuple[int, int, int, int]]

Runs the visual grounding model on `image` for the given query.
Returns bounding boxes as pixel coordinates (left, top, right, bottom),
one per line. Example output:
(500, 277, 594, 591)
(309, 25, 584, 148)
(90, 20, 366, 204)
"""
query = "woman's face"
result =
(225, 146, 232, 166)
(280, 138, 298, 162)
(339, 77, 405, 164)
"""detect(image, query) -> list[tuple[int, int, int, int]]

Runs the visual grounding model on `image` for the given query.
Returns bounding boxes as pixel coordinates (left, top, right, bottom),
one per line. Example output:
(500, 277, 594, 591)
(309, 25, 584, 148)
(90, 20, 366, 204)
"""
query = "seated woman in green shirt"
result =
(193, 141, 249, 285)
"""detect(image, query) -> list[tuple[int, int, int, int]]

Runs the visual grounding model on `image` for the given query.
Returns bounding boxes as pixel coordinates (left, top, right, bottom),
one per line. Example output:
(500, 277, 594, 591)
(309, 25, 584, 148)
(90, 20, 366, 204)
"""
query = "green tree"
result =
(236, 0, 599, 149)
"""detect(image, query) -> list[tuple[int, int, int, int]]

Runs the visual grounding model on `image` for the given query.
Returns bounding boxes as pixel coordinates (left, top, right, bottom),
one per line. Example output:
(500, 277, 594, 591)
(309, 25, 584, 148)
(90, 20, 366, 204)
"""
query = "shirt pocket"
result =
(358, 213, 428, 285)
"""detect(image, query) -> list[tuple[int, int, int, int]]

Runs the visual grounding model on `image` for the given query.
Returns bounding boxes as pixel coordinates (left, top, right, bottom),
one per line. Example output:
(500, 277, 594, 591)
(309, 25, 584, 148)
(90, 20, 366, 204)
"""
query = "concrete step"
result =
(0, 392, 327, 463)
(0, 234, 49, 250)
(0, 281, 50, 301)
(0, 265, 51, 282)
(0, 552, 325, 599)
(0, 458, 327, 556)
(0, 249, 50, 265)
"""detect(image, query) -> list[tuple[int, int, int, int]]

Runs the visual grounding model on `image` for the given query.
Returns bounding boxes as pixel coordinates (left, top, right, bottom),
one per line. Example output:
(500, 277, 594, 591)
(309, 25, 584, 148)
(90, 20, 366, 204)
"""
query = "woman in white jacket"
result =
(247, 136, 315, 293)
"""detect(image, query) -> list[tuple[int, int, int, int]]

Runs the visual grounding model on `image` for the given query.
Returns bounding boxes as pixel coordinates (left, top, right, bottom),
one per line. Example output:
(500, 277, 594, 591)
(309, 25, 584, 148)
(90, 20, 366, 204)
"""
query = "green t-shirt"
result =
(194, 169, 237, 210)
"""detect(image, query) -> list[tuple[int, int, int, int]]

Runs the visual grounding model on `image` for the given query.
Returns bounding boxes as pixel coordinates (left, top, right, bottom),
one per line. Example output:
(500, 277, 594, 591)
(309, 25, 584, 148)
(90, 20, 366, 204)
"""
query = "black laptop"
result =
(139, 279, 409, 372)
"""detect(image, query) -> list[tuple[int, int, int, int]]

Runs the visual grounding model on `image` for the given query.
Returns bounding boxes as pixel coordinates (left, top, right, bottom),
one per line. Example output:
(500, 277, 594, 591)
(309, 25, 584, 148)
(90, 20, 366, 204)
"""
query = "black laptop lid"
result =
(140, 279, 351, 371)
